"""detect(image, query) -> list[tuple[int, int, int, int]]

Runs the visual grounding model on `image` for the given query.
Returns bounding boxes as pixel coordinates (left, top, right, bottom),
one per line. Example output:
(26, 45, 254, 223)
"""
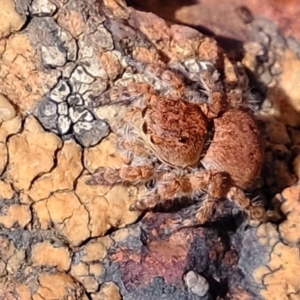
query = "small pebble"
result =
(184, 271, 209, 297)
(0, 94, 16, 122)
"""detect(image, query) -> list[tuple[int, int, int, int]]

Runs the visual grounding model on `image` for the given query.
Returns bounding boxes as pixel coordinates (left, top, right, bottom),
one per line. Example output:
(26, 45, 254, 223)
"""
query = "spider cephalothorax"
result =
(87, 58, 276, 227)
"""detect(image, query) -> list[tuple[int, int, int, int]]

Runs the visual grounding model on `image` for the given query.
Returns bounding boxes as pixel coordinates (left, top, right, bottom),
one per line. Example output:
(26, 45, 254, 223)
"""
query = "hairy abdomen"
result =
(201, 109, 264, 189)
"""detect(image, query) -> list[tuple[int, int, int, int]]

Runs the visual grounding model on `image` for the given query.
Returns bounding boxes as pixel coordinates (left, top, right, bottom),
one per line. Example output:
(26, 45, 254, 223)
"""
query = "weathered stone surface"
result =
(46, 191, 90, 246)
(0, 94, 16, 122)
(84, 134, 129, 172)
(27, 17, 77, 67)
(32, 241, 71, 271)
(6, 116, 62, 191)
(260, 243, 300, 300)
(28, 140, 83, 201)
(269, 50, 300, 127)
(81, 236, 112, 262)
(35, 272, 86, 299)
(32, 200, 51, 230)
(0, 180, 14, 199)
(49, 80, 71, 103)
(0, 116, 22, 143)
(0, 144, 8, 176)
(32, 0, 57, 16)
(93, 282, 121, 300)
(279, 185, 300, 245)
(73, 119, 110, 147)
(0, 204, 31, 228)
(71, 262, 89, 278)
(0, 0, 26, 38)
(0, 34, 60, 112)
(76, 173, 143, 235)
(0, 236, 25, 275)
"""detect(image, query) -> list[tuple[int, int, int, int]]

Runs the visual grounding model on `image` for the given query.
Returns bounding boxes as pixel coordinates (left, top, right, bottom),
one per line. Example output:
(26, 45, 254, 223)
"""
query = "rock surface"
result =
(0, 0, 300, 299)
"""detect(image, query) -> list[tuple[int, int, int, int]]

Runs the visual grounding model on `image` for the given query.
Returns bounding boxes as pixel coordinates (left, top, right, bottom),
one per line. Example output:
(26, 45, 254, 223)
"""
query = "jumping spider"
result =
(88, 58, 277, 227)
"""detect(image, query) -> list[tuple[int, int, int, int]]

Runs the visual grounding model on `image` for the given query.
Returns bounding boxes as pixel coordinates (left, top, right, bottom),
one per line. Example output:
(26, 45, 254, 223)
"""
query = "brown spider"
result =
(87, 58, 276, 227)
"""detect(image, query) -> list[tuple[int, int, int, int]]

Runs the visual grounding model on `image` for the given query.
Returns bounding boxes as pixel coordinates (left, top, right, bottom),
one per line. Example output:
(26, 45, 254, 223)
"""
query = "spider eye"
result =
(142, 122, 148, 134)
(178, 137, 188, 143)
(150, 135, 155, 144)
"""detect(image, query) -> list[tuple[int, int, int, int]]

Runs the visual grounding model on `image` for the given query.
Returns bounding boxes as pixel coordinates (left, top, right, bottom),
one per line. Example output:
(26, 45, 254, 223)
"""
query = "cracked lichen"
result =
(0, 0, 26, 38)
(5, 116, 62, 191)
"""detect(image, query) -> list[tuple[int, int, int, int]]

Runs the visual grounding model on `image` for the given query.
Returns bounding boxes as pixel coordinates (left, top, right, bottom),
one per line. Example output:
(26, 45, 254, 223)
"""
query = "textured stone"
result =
(35, 99, 57, 117)
(76, 173, 143, 235)
(56, 1, 87, 39)
(0, 237, 25, 275)
(261, 243, 300, 300)
(32, 0, 57, 16)
(71, 262, 89, 277)
(89, 263, 105, 277)
(27, 17, 77, 67)
(6, 116, 62, 191)
(34, 99, 58, 131)
(57, 115, 71, 134)
(0, 180, 15, 199)
(0, 94, 16, 122)
(75, 176, 110, 237)
(94, 105, 127, 133)
(73, 119, 110, 147)
(99, 51, 123, 80)
(0, 144, 7, 176)
(0, 116, 22, 143)
(32, 242, 71, 271)
(269, 50, 300, 127)
(35, 272, 86, 299)
(57, 102, 68, 115)
(0, 0, 26, 38)
(69, 107, 93, 123)
(279, 185, 300, 245)
(0, 204, 31, 228)
(1, 1, 300, 299)
(32, 200, 51, 229)
(82, 237, 112, 262)
(84, 134, 129, 173)
(47, 191, 90, 246)
(93, 282, 121, 300)
(81, 276, 99, 293)
(49, 80, 71, 103)
(0, 34, 60, 111)
(111, 228, 130, 242)
(70, 66, 95, 84)
(28, 140, 82, 201)
(264, 117, 291, 145)
(67, 94, 84, 106)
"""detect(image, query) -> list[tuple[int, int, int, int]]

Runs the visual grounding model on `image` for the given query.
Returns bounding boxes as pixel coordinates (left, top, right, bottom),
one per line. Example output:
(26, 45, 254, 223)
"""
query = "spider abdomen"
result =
(201, 109, 264, 189)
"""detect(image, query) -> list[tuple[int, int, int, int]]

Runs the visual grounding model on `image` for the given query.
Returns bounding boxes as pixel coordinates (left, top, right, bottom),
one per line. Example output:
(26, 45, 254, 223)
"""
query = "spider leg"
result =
(130, 170, 226, 212)
(227, 187, 266, 225)
(126, 58, 185, 99)
(95, 82, 152, 107)
(131, 169, 268, 226)
(86, 165, 156, 186)
(108, 82, 153, 107)
(227, 187, 284, 224)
